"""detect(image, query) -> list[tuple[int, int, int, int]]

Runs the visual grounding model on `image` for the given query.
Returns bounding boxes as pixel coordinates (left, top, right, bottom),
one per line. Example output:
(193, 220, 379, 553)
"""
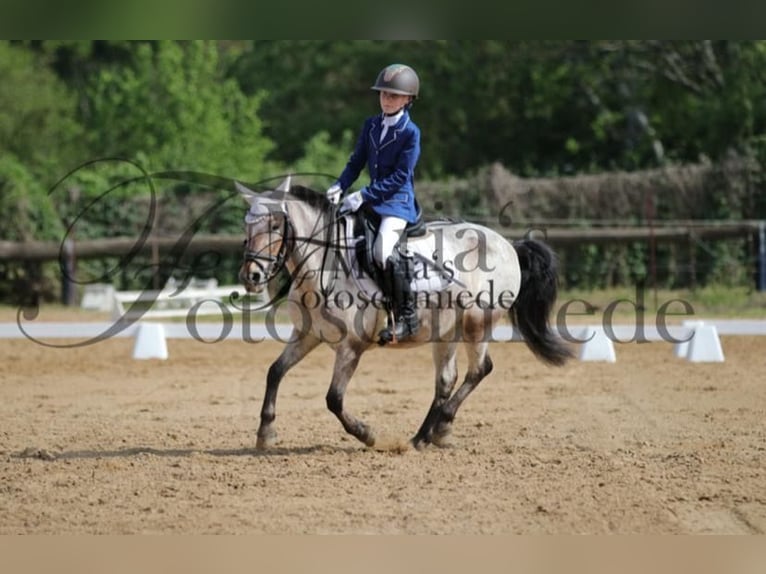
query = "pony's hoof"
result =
(431, 433, 454, 448)
(362, 430, 377, 448)
(256, 428, 278, 450)
(410, 436, 429, 451)
(431, 424, 454, 448)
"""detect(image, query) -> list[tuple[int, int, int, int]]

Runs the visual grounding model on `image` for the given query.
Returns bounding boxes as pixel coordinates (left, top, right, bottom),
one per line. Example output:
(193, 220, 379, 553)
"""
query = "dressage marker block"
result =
(578, 326, 617, 363)
(673, 320, 705, 359)
(673, 321, 725, 362)
(685, 324, 725, 363)
(132, 322, 168, 360)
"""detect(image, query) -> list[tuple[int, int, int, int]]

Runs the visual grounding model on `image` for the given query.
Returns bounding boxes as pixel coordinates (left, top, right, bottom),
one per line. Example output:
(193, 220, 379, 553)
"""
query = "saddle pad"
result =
(339, 216, 454, 295)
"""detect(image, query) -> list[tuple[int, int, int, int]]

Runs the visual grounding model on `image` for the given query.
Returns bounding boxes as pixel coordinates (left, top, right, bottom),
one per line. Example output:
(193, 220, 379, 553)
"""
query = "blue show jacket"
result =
(336, 110, 421, 223)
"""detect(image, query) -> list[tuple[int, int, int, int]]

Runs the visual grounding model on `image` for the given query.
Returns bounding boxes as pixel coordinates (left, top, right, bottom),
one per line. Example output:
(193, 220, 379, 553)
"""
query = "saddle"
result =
(332, 206, 461, 304)
(350, 204, 426, 282)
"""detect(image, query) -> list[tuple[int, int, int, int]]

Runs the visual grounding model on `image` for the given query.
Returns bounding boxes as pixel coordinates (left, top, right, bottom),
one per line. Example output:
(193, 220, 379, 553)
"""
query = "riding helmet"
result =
(371, 64, 420, 98)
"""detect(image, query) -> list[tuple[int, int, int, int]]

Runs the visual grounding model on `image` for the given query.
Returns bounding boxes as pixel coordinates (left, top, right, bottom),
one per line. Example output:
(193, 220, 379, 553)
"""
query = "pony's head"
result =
(237, 178, 292, 294)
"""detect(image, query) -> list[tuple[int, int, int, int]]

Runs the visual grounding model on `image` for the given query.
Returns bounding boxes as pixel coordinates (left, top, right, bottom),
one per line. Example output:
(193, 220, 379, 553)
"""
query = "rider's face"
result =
(379, 90, 411, 115)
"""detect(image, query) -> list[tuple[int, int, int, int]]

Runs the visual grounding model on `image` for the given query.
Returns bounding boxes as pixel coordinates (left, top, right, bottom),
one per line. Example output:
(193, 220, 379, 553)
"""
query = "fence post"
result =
(61, 237, 77, 306)
(758, 221, 766, 292)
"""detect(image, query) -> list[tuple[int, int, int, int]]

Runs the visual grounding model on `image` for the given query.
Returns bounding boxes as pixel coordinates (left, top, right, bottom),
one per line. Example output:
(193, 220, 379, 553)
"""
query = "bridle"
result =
(241, 194, 339, 298)
(243, 212, 293, 285)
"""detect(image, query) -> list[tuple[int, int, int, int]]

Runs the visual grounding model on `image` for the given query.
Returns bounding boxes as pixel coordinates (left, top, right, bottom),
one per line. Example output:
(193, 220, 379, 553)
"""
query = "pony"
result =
(238, 180, 572, 450)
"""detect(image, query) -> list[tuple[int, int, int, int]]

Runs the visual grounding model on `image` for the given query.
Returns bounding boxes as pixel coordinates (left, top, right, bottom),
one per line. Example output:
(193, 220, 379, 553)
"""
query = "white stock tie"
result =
(379, 110, 403, 143)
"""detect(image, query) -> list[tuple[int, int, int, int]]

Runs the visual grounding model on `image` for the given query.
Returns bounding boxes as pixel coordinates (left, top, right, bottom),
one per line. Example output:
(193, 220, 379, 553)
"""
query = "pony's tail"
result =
(510, 238, 574, 367)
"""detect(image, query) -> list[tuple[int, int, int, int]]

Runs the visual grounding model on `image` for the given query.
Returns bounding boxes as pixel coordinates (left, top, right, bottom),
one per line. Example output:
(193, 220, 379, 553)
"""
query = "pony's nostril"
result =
(251, 272, 261, 284)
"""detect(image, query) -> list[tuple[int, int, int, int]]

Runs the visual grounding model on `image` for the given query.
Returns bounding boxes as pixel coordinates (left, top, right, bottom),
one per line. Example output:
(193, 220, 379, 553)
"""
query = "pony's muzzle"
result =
(240, 262, 264, 293)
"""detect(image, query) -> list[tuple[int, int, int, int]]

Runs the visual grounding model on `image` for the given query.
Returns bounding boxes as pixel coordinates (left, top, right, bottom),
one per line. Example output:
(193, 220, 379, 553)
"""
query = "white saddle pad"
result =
(338, 216, 458, 296)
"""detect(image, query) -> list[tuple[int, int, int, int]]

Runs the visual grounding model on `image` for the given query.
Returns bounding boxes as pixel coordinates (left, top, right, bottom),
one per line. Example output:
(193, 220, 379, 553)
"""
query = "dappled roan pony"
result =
(238, 180, 572, 450)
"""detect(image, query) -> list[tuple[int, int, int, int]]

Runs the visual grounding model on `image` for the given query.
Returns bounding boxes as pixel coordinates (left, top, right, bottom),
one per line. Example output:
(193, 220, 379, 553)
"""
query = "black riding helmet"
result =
(371, 64, 420, 98)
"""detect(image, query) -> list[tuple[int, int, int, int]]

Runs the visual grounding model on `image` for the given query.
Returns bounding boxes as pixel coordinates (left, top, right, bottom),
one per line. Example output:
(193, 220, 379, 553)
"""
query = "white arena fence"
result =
(79, 278, 264, 320)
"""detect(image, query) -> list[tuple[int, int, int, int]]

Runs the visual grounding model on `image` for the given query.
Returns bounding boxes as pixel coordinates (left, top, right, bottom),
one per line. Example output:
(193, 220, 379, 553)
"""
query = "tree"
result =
(229, 41, 766, 178)
(0, 41, 84, 181)
(0, 156, 65, 303)
(84, 41, 274, 181)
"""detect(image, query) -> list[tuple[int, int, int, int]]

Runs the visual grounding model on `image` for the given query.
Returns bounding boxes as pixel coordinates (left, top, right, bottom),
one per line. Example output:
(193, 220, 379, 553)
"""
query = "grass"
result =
(557, 285, 766, 322)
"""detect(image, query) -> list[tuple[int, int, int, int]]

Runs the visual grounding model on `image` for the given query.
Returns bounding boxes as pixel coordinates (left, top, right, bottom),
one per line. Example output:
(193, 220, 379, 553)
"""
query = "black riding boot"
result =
(378, 253, 419, 345)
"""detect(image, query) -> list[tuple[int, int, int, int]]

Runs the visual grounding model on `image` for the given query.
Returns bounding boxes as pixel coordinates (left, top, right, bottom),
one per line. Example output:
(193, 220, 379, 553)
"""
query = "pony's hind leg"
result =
(412, 341, 458, 449)
(326, 344, 376, 447)
(256, 332, 321, 449)
(414, 341, 493, 449)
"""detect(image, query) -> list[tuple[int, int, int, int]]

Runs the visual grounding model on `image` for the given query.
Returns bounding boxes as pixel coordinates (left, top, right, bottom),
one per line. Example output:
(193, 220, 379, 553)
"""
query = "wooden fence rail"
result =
(0, 234, 242, 262)
(0, 223, 762, 262)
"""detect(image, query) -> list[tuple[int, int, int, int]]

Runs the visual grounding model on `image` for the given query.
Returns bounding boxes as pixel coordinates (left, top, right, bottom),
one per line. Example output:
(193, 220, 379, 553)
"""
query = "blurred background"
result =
(1, 40, 765, 313)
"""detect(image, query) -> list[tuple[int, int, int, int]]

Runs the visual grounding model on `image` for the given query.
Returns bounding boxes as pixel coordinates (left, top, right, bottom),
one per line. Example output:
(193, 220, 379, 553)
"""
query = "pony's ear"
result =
(275, 174, 292, 193)
(239, 180, 287, 220)
(235, 181, 258, 205)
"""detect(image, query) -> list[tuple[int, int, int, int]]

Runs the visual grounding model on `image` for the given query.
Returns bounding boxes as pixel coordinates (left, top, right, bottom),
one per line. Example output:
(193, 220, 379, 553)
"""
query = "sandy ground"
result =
(1, 331, 764, 534)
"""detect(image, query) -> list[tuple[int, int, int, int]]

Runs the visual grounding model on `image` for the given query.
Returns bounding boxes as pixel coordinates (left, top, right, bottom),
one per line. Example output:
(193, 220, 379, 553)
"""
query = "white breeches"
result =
(373, 215, 407, 268)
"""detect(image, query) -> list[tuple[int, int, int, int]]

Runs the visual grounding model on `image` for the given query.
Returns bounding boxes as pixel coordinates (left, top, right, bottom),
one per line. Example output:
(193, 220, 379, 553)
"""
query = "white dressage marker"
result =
(132, 322, 168, 360)
(674, 320, 705, 359)
(578, 326, 617, 363)
(686, 324, 725, 363)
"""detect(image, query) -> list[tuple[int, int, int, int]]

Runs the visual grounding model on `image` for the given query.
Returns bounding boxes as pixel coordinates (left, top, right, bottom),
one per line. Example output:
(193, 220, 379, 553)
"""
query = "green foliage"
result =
(229, 41, 766, 179)
(0, 156, 65, 302)
(0, 156, 63, 241)
(84, 41, 274, 181)
(0, 42, 84, 181)
(2, 40, 766, 301)
(290, 129, 355, 189)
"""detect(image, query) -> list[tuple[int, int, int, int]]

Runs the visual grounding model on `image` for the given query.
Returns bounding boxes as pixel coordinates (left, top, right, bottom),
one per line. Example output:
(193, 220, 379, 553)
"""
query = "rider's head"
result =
(371, 64, 419, 116)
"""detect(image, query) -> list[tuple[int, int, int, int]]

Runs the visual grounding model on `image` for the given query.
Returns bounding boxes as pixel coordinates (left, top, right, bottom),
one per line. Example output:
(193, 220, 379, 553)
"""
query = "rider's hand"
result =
(326, 183, 342, 205)
(339, 190, 364, 214)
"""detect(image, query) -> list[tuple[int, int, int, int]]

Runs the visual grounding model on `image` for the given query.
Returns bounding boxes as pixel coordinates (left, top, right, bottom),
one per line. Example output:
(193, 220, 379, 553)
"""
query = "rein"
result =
(318, 205, 343, 297)
(244, 199, 340, 296)
(242, 195, 344, 299)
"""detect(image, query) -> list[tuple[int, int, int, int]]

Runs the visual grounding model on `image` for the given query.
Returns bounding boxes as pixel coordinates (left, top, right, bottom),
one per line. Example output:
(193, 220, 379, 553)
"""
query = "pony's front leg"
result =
(325, 344, 375, 447)
(256, 332, 321, 449)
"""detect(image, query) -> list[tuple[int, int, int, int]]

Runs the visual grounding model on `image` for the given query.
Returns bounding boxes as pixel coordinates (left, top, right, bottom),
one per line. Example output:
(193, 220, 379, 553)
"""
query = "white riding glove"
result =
(326, 183, 342, 205)
(339, 190, 364, 214)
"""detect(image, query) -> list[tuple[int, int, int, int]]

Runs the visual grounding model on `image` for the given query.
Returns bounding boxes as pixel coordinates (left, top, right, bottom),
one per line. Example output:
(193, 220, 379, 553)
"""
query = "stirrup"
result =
(378, 310, 398, 345)
(378, 311, 418, 346)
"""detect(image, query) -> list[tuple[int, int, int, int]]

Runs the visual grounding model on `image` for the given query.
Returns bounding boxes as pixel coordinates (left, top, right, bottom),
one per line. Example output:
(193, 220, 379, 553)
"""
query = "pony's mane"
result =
(286, 185, 332, 213)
